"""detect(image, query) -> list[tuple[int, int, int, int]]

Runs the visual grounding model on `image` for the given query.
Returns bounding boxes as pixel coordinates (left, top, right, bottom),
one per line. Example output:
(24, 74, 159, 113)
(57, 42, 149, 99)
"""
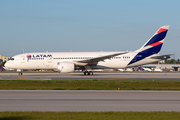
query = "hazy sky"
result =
(0, 0, 180, 58)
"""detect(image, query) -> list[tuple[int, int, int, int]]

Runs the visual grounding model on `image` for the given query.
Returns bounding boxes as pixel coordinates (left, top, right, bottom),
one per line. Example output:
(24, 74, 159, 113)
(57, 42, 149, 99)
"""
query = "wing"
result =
(150, 54, 173, 59)
(74, 52, 128, 66)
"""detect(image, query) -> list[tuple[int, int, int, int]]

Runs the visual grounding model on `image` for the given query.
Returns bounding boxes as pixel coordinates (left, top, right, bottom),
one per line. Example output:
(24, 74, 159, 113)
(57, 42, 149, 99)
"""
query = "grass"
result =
(0, 80, 180, 90)
(0, 112, 180, 120)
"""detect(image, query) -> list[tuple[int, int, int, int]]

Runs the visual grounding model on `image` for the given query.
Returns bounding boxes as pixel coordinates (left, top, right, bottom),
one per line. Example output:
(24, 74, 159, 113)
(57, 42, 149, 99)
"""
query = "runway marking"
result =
(1, 99, 180, 102)
(109, 78, 129, 79)
(15, 77, 28, 80)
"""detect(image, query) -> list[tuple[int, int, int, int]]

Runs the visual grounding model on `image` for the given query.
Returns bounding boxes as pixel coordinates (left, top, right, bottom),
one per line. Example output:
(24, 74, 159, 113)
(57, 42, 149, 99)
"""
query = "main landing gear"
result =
(19, 72, 23, 76)
(84, 71, 93, 75)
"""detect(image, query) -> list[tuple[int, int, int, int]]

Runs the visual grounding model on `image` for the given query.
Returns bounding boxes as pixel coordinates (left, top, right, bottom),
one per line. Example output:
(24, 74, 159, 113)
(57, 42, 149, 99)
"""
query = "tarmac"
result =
(1, 90, 180, 112)
(1, 72, 180, 112)
(0, 72, 180, 80)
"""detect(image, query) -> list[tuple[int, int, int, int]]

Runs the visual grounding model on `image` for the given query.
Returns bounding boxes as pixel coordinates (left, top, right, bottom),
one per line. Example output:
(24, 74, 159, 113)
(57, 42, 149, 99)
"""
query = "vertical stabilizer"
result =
(138, 25, 170, 53)
(128, 25, 170, 65)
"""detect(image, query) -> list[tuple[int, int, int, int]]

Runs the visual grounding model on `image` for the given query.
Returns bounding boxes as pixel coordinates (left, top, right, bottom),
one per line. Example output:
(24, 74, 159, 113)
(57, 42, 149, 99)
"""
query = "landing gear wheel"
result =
(84, 71, 93, 75)
(19, 72, 23, 76)
(88, 71, 93, 75)
(84, 71, 88, 75)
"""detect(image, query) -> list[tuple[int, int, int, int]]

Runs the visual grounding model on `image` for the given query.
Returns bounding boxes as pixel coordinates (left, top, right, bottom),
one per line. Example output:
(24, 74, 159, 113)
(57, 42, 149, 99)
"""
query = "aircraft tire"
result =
(19, 72, 23, 76)
(84, 71, 88, 75)
(89, 71, 93, 75)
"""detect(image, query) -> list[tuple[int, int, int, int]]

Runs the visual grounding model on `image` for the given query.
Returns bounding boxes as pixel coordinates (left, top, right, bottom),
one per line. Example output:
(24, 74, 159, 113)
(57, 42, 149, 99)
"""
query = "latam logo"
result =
(26, 54, 52, 58)
(27, 54, 31, 58)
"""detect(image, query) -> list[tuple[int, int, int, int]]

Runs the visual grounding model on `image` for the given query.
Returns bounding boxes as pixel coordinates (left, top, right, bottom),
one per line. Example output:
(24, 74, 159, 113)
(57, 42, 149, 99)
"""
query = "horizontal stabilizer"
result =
(150, 54, 173, 59)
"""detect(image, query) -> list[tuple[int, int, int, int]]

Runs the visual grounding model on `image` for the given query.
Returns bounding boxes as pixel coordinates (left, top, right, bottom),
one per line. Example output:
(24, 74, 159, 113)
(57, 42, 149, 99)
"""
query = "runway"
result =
(1, 72, 180, 112)
(1, 72, 180, 80)
(0, 90, 180, 112)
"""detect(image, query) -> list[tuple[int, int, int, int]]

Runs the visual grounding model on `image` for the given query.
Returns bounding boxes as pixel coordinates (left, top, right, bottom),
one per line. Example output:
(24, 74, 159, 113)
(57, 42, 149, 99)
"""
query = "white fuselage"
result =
(5, 51, 160, 70)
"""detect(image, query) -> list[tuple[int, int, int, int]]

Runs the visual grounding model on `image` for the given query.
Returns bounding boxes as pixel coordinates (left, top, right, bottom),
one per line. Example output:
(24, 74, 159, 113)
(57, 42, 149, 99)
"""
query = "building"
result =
(3, 56, 11, 62)
(143, 64, 180, 71)
(0, 55, 11, 62)
(0, 55, 3, 63)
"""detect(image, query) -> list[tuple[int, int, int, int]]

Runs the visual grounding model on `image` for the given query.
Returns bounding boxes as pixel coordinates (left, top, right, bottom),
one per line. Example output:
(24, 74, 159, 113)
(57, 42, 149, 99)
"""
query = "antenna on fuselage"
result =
(21, 49, 24, 54)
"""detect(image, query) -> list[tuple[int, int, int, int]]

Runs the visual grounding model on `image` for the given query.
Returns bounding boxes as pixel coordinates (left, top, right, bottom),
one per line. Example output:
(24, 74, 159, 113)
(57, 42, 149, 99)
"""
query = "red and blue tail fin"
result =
(138, 25, 170, 53)
(128, 25, 170, 65)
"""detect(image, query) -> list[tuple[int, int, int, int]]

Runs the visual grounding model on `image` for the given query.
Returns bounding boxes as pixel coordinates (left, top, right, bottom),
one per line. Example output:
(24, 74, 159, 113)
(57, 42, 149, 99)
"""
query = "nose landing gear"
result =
(19, 72, 23, 76)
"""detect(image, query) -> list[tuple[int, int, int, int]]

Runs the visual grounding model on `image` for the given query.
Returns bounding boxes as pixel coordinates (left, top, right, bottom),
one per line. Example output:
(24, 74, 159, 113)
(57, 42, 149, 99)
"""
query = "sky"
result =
(0, 0, 180, 59)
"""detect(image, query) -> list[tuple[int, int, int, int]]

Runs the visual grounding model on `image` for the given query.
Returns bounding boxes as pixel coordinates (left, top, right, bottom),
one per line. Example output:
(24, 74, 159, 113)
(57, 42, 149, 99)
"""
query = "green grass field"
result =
(0, 112, 180, 120)
(0, 80, 180, 90)
(1, 80, 180, 119)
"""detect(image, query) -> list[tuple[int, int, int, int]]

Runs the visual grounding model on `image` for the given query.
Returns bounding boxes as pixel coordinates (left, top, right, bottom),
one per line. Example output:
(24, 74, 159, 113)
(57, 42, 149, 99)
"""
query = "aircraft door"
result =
(45, 57, 53, 68)
(20, 56, 25, 63)
(47, 57, 52, 63)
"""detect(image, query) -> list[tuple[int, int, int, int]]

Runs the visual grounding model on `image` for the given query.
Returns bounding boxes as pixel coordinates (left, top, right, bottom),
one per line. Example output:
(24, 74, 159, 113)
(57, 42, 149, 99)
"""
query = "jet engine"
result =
(57, 62, 75, 73)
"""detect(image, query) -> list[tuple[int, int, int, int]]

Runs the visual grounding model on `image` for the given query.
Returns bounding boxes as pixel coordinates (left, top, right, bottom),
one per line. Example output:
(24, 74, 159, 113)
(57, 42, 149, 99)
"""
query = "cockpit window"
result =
(9, 57, 14, 60)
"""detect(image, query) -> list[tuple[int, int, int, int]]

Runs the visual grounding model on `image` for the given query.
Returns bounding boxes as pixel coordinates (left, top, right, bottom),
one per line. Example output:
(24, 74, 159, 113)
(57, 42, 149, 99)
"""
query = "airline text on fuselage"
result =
(27, 54, 52, 58)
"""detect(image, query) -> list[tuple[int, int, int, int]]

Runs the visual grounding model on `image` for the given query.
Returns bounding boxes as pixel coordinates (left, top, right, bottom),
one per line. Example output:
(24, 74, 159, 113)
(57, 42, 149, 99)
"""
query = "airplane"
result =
(138, 66, 152, 72)
(5, 25, 172, 75)
(113, 68, 124, 72)
(0, 65, 5, 71)
(153, 68, 163, 72)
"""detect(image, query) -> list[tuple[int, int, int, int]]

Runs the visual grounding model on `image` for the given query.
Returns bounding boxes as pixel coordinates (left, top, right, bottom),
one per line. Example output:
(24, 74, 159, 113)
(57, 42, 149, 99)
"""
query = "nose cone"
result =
(4, 62, 8, 68)
(4, 61, 11, 68)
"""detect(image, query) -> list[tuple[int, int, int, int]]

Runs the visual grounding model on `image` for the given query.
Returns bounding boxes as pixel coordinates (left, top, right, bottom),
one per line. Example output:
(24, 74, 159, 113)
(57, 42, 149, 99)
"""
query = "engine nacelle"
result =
(57, 62, 75, 73)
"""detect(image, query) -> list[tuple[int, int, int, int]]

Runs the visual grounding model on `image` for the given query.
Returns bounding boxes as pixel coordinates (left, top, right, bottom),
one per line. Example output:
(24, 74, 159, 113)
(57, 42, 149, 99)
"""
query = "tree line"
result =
(164, 59, 180, 64)
(0, 60, 6, 66)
